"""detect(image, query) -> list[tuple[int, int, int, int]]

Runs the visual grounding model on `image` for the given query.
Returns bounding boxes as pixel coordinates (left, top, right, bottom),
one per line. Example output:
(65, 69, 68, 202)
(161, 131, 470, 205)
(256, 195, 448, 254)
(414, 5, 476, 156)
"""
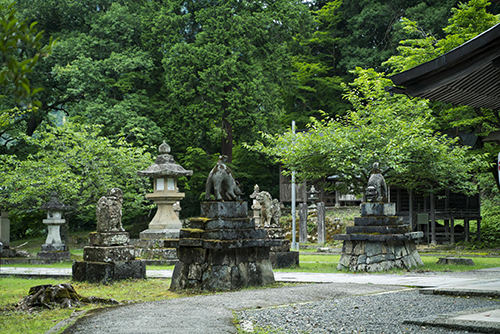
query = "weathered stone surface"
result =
(171, 201, 275, 291)
(205, 218, 255, 230)
(437, 257, 475, 266)
(346, 225, 411, 234)
(269, 251, 299, 269)
(134, 247, 177, 260)
(360, 202, 396, 216)
(265, 227, 285, 239)
(96, 188, 125, 233)
(205, 156, 243, 201)
(317, 202, 326, 244)
(201, 201, 248, 218)
(336, 240, 424, 272)
(354, 216, 404, 226)
(40, 243, 68, 252)
(113, 260, 146, 280)
(202, 229, 266, 240)
(334, 232, 423, 242)
(72, 261, 114, 284)
(139, 228, 179, 240)
(88, 231, 129, 246)
(37, 250, 71, 261)
(83, 245, 135, 262)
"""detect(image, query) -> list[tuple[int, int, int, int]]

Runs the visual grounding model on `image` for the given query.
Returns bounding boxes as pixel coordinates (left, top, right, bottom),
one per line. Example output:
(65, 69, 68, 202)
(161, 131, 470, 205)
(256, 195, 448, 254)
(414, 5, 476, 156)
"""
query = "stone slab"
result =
(41, 243, 68, 252)
(346, 225, 411, 234)
(89, 232, 129, 246)
(360, 202, 396, 216)
(205, 218, 255, 230)
(113, 260, 146, 280)
(83, 245, 135, 262)
(270, 251, 299, 269)
(202, 229, 266, 240)
(334, 232, 423, 242)
(437, 257, 475, 266)
(200, 201, 248, 218)
(140, 228, 180, 240)
(72, 261, 114, 284)
(354, 216, 404, 226)
(37, 251, 71, 261)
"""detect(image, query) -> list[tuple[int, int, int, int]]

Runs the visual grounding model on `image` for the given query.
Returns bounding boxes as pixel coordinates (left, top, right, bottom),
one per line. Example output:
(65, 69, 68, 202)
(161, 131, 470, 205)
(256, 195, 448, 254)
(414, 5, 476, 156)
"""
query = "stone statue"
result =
(365, 162, 387, 203)
(96, 188, 125, 232)
(205, 155, 243, 201)
(250, 184, 281, 227)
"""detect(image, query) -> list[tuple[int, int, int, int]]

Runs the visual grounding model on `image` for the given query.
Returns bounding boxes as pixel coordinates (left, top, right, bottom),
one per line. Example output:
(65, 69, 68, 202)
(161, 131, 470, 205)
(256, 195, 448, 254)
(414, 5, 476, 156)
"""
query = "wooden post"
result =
(430, 193, 436, 244)
(476, 219, 481, 241)
(464, 218, 470, 242)
(444, 219, 450, 243)
(450, 217, 455, 244)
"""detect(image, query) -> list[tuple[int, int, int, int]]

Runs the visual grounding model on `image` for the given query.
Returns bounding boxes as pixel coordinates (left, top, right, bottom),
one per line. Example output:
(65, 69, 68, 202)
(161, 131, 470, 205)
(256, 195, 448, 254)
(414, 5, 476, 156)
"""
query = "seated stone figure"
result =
(365, 162, 387, 203)
(96, 188, 125, 232)
(205, 155, 243, 201)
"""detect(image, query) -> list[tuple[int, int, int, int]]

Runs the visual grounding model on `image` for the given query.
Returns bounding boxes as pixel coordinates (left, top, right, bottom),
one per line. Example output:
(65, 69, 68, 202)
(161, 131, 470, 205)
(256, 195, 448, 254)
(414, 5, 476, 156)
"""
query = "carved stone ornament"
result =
(96, 188, 124, 232)
(365, 162, 388, 203)
(205, 155, 243, 201)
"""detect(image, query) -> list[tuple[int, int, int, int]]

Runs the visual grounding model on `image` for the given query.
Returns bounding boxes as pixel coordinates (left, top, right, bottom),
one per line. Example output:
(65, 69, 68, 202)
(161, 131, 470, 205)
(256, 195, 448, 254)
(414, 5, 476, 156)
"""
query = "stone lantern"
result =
(138, 141, 193, 240)
(38, 192, 70, 261)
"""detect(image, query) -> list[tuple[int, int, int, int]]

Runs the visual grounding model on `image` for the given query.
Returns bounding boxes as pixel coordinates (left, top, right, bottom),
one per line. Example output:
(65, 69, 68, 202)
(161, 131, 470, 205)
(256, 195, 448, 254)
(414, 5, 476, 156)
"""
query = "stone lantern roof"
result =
(41, 192, 69, 212)
(137, 141, 193, 177)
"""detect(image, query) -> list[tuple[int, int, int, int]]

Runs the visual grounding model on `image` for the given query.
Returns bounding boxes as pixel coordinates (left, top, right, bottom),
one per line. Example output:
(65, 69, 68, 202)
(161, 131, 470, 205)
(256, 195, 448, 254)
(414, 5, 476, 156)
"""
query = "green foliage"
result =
(251, 68, 486, 197)
(0, 121, 153, 235)
(157, 0, 313, 160)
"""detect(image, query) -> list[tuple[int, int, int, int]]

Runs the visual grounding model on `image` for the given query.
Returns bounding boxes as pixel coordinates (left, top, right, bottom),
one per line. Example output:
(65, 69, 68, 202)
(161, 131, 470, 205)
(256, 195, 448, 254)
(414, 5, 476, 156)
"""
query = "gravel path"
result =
(62, 282, 500, 334)
(237, 289, 500, 334)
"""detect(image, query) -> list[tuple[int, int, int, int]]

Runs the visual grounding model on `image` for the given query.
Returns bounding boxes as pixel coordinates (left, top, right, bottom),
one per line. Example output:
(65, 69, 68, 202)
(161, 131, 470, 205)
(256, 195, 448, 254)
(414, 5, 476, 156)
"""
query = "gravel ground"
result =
(236, 289, 500, 334)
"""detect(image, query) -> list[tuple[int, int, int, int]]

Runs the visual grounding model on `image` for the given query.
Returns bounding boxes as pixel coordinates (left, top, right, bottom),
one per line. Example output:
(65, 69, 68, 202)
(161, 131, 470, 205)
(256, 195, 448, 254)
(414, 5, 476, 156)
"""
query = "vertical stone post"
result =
(299, 203, 308, 243)
(0, 211, 10, 249)
(317, 202, 326, 245)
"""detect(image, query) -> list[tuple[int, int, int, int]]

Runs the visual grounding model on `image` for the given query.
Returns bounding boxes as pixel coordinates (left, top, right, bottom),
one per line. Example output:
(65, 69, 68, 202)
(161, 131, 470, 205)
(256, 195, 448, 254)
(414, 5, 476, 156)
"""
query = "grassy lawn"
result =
(0, 277, 182, 334)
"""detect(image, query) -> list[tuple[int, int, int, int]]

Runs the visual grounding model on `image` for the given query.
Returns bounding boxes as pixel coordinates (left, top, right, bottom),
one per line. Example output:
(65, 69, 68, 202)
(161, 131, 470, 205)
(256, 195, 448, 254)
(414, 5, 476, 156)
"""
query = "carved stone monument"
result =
(170, 162, 275, 291)
(250, 185, 299, 268)
(334, 163, 424, 272)
(72, 188, 145, 283)
(37, 192, 71, 261)
(135, 141, 193, 264)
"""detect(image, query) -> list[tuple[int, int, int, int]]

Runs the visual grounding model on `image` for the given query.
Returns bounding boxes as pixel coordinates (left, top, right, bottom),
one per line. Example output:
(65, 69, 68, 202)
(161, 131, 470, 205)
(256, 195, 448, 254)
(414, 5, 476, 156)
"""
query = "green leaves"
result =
(252, 67, 486, 197)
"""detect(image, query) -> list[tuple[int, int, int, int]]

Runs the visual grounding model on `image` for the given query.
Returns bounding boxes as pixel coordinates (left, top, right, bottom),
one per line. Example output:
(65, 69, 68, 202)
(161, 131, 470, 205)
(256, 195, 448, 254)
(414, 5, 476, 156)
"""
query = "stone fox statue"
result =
(365, 162, 387, 203)
(205, 155, 243, 201)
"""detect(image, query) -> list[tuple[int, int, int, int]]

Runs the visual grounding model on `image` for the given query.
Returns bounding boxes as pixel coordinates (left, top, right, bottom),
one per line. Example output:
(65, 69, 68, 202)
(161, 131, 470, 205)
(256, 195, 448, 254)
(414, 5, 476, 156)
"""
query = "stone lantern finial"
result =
(159, 141, 171, 154)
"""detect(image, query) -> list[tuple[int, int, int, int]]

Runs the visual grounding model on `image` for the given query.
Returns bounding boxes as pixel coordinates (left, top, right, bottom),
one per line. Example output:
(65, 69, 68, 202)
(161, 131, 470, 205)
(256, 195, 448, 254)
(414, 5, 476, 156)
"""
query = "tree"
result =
(0, 1, 55, 150)
(384, 0, 500, 190)
(0, 121, 153, 239)
(156, 0, 313, 162)
(251, 68, 486, 197)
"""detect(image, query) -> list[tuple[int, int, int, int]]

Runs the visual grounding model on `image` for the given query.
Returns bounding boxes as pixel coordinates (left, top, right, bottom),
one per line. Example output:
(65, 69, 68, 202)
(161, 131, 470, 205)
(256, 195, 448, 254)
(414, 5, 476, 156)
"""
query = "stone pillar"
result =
(317, 202, 326, 245)
(299, 203, 308, 243)
(0, 211, 10, 249)
(464, 218, 470, 242)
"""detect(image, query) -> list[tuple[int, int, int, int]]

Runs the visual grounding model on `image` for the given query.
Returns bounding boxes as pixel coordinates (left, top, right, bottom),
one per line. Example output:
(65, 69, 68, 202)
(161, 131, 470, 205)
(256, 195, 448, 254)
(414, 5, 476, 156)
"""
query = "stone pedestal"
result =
(334, 202, 423, 272)
(170, 201, 276, 291)
(73, 232, 145, 283)
(299, 203, 308, 243)
(37, 214, 70, 261)
(317, 202, 326, 244)
(0, 211, 10, 249)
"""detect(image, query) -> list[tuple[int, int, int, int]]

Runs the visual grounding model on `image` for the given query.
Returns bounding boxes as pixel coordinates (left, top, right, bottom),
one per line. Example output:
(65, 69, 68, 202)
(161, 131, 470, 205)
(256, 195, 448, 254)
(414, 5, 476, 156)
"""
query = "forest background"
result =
(1, 0, 500, 246)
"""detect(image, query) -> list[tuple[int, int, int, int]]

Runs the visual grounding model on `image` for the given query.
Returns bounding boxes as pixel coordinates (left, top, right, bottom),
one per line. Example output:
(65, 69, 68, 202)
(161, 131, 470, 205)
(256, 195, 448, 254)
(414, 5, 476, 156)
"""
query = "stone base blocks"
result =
(335, 202, 424, 272)
(72, 231, 146, 283)
(170, 201, 275, 291)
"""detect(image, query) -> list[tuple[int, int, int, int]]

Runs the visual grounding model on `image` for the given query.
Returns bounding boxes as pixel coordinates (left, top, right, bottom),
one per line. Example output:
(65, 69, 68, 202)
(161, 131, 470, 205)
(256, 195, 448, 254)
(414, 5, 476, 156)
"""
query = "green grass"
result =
(272, 253, 500, 273)
(0, 277, 183, 334)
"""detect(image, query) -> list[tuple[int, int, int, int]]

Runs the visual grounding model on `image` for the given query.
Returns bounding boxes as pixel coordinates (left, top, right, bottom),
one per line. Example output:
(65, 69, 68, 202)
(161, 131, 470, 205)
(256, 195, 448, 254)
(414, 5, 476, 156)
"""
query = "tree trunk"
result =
(221, 117, 233, 163)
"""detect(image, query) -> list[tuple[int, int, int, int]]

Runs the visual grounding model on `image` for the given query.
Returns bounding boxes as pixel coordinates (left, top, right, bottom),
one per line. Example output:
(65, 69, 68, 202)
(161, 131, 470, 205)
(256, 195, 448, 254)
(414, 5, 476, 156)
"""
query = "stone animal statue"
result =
(250, 184, 281, 227)
(365, 162, 387, 203)
(96, 188, 125, 232)
(205, 155, 243, 201)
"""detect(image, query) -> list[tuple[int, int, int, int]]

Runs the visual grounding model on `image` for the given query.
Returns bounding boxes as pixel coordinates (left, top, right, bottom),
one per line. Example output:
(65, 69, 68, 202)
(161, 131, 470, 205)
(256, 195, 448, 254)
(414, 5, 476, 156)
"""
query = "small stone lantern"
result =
(307, 185, 320, 210)
(138, 141, 193, 240)
(38, 192, 70, 261)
